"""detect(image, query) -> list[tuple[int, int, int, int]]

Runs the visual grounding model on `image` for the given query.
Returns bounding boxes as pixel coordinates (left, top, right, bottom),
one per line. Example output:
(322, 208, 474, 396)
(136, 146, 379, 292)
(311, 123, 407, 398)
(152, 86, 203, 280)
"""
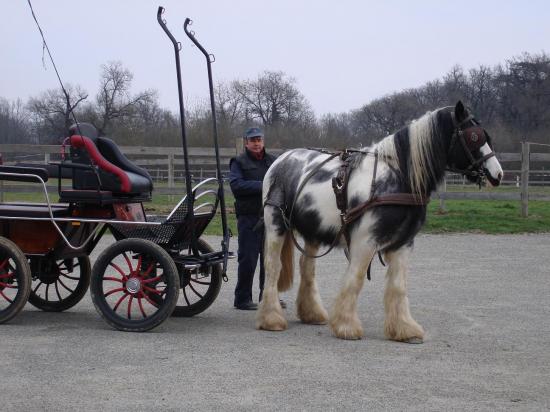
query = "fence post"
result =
(520, 141, 530, 218)
(0, 153, 3, 202)
(44, 153, 50, 164)
(235, 137, 244, 155)
(438, 178, 447, 213)
(167, 153, 175, 190)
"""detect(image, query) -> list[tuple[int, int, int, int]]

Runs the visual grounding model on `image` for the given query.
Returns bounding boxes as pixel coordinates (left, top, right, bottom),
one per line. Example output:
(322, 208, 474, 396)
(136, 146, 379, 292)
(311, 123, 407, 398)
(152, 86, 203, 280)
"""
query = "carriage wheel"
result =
(0, 237, 31, 324)
(171, 238, 222, 318)
(90, 238, 179, 332)
(28, 256, 91, 312)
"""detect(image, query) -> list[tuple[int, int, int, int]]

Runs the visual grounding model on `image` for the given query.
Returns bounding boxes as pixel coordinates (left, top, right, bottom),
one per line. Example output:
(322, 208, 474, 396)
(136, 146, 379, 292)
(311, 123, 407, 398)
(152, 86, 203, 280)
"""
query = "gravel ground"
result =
(1, 233, 549, 411)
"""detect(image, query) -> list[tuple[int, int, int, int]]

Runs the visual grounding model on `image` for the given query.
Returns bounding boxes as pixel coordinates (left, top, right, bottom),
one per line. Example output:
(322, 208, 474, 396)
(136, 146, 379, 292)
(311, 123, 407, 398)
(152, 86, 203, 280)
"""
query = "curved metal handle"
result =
(157, 6, 178, 47)
(183, 17, 212, 61)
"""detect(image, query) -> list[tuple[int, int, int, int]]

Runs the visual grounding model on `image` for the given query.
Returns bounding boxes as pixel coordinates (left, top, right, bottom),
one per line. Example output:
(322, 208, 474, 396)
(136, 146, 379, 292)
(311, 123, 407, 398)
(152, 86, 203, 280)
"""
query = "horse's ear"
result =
(454, 100, 467, 122)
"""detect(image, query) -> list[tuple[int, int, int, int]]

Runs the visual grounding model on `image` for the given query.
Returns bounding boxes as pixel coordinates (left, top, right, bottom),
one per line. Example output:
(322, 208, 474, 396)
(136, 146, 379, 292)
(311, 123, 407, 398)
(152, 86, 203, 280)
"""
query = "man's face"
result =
(245, 136, 265, 154)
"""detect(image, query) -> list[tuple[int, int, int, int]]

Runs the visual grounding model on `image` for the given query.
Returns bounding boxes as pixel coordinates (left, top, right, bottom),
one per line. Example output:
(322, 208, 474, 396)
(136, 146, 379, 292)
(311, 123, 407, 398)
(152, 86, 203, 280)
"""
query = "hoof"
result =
(256, 311, 287, 331)
(330, 319, 363, 340)
(298, 307, 329, 325)
(404, 337, 423, 344)
(384, 320, 425, 343)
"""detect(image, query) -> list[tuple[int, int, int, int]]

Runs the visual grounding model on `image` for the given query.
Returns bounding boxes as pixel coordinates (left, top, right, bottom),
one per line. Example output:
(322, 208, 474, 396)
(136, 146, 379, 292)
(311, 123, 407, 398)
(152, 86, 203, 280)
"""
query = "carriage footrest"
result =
(173, 251, 232, 269)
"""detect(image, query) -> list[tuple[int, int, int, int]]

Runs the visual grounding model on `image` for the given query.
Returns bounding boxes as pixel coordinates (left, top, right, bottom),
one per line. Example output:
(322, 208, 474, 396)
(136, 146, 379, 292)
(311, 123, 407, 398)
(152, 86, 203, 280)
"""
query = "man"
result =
(229, 127, 276, 310)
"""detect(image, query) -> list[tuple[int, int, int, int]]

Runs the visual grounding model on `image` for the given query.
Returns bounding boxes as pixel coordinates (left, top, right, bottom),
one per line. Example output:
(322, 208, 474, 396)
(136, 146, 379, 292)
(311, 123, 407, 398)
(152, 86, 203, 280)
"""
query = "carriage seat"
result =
(60, 123, 153, 204)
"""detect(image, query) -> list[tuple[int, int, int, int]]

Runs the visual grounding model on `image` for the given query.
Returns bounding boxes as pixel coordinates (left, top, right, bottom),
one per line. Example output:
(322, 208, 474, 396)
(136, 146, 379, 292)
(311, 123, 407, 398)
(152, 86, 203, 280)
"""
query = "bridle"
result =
(446, 112, 496, 186)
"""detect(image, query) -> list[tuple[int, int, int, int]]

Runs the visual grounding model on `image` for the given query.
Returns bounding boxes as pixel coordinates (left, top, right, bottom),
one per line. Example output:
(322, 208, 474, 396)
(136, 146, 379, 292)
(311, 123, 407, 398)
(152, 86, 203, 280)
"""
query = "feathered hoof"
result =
(256, 310, 287, 331)
(404, 337, 424, 344)
(298, 306, 329, 325)
(384, 321, 425, 343)
(330, 317, 363, 340)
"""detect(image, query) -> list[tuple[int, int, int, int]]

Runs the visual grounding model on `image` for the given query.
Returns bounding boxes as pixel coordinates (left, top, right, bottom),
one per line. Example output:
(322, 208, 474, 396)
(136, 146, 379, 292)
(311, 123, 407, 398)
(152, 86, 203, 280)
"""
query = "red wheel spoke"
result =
(137, 296, 147, 318)
(188, 282, 204, 299)
(109, 262, 128, 281)
(142, 292, 159, 307)
(127, 295, 134, 319)
(142, 262, 155, 278)
(122, 252, 133, 274)
(142, 274, 164, 284)
(136, 255, 142, 273)
(104, 287, 125, 297)
(143, 285, 161, 295)
(0, 282, 16, 289)
(0, 289, 13, 303)
(0, 272, 14, 279)
(113, 293, 129, 312)
(0, 259, 7, 271)
(103, 276, 123, 283)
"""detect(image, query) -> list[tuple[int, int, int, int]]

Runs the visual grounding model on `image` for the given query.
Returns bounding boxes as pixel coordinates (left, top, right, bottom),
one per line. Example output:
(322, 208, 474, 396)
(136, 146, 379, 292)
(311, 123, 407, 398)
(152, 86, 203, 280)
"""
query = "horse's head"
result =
(446, 101, 503, 187)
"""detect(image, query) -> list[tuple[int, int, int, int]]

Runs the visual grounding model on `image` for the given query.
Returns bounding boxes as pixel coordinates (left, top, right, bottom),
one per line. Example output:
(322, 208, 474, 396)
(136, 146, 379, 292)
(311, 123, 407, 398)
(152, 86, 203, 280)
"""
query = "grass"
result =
(425, 200, 550, 234)
(2, 186, 550, 235)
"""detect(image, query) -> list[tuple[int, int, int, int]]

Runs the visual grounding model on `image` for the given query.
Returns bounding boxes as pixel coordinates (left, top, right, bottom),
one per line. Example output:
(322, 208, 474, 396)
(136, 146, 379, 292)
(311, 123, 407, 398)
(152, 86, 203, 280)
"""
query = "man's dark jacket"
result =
(229, 149, 276, 216)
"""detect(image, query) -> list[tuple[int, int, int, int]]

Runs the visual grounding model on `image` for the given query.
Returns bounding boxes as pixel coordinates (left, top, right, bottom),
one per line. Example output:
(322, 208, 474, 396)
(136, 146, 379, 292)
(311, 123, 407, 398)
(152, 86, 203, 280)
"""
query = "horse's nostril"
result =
(498, 172, 503, 181)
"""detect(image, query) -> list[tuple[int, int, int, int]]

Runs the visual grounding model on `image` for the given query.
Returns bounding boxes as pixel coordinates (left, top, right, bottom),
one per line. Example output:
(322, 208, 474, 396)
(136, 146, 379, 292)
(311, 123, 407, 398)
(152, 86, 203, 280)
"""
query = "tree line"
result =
(1, 52, 549, 152)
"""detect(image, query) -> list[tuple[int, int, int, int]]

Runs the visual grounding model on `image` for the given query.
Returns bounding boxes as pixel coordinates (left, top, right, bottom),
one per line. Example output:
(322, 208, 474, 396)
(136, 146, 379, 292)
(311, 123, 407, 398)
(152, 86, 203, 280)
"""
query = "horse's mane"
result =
(376, 108, 446, 195)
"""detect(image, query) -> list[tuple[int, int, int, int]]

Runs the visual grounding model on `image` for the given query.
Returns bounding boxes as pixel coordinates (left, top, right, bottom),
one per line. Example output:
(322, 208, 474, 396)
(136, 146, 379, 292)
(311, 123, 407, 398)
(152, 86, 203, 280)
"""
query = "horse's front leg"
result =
(256, 206, 289, 331)
(297, 242, 328, 325)
(383, 246, 425, 343)
(329, 241, 376, 340)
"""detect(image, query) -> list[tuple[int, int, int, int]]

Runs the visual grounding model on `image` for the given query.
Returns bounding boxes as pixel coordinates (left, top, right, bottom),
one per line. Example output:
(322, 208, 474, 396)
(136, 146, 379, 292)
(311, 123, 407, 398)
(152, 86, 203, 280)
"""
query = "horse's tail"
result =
(277, 231, 294, 292)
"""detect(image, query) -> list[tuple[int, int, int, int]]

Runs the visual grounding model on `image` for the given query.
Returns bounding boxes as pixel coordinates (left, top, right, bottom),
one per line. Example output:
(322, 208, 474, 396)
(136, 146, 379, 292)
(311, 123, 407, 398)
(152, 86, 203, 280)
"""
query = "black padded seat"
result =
(66, 123, 153, 196)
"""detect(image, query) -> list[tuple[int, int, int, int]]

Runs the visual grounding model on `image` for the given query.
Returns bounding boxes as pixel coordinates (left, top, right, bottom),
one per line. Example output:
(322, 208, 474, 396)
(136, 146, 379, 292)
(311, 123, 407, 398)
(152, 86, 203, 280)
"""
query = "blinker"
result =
(462, 126, 486, 151)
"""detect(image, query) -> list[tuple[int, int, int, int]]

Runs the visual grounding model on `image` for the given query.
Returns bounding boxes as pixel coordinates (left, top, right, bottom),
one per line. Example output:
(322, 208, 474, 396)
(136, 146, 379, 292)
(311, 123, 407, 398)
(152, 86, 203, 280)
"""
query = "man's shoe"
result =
(234, 301, 258, 310)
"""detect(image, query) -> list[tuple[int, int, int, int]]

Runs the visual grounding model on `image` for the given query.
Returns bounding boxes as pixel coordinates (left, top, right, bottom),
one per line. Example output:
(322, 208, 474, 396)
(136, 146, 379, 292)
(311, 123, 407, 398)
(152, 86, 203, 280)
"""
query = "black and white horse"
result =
(257, 101, 503, 342)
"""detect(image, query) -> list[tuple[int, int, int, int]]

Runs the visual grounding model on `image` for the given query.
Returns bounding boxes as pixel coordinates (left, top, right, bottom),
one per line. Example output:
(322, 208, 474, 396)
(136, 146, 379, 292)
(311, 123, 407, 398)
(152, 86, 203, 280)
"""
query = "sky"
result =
(1, 0, 549, 117)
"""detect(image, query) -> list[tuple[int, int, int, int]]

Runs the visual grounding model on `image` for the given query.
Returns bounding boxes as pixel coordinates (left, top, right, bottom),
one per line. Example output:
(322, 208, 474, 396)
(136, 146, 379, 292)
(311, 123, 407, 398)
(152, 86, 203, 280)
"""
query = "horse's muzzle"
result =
(485, 169, 503, 187)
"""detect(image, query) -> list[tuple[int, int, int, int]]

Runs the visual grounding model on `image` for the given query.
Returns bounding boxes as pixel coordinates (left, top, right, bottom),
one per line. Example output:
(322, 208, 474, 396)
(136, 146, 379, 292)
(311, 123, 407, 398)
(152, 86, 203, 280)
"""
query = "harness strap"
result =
(284, 151, 343, 259)
(268, 148, 429, 264)
(343, 193, 430, 225)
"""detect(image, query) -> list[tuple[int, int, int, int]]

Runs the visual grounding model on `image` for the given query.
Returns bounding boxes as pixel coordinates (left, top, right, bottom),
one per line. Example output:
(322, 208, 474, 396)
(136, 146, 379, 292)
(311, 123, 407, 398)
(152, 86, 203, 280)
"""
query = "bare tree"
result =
(0, 98, 31, 143)
(94, 61, 156, 136)
(232, 71, 313, 127)
(27, 84, 88, 143)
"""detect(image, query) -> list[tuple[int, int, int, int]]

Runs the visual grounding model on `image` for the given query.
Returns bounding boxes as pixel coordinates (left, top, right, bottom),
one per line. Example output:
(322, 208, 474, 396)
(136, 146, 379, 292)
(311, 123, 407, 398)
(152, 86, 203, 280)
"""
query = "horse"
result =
(256, 101, 503, 342)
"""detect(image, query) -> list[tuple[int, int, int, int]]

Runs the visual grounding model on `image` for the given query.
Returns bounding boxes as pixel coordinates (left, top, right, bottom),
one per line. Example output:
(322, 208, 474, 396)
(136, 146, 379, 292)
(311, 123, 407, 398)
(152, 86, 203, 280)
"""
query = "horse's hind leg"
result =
(383, 246, 425, 343)
(256, 207, 289, 331)
(297, 242, 328, 325)
(330, 242, 376, 340)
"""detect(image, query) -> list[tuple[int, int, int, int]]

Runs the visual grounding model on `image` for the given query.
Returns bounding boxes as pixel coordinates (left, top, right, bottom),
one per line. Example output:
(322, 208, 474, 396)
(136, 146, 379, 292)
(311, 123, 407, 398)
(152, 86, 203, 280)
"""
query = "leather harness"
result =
(272, 113, 496, 279)
(275, 148, 430, 278)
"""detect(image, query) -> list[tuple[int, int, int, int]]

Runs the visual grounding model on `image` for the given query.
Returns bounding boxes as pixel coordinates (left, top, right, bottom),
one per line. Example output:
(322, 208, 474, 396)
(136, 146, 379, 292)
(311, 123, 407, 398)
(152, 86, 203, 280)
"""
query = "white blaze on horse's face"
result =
(481, 143, 504, 186)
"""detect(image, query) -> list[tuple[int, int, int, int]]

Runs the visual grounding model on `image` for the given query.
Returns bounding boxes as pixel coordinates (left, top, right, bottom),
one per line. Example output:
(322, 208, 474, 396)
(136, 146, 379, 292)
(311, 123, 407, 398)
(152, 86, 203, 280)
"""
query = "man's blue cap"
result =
(244, 127, 264, 139)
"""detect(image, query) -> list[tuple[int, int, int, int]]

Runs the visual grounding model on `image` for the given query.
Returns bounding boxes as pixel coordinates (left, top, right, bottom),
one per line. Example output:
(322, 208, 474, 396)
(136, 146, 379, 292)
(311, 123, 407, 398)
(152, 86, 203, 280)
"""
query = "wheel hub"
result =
(125, 277, 142, 294)
(33, 258, 60, 284)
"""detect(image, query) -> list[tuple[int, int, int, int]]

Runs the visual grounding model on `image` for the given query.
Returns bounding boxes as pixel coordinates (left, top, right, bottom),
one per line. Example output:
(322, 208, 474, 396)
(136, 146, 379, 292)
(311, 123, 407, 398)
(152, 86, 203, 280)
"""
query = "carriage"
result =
(0, 7, 232, 332)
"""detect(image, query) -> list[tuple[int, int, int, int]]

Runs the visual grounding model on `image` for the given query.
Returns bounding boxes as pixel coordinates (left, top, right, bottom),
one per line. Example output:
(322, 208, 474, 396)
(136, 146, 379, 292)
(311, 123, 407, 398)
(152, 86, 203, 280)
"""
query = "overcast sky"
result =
(1, 0, 549, 117)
